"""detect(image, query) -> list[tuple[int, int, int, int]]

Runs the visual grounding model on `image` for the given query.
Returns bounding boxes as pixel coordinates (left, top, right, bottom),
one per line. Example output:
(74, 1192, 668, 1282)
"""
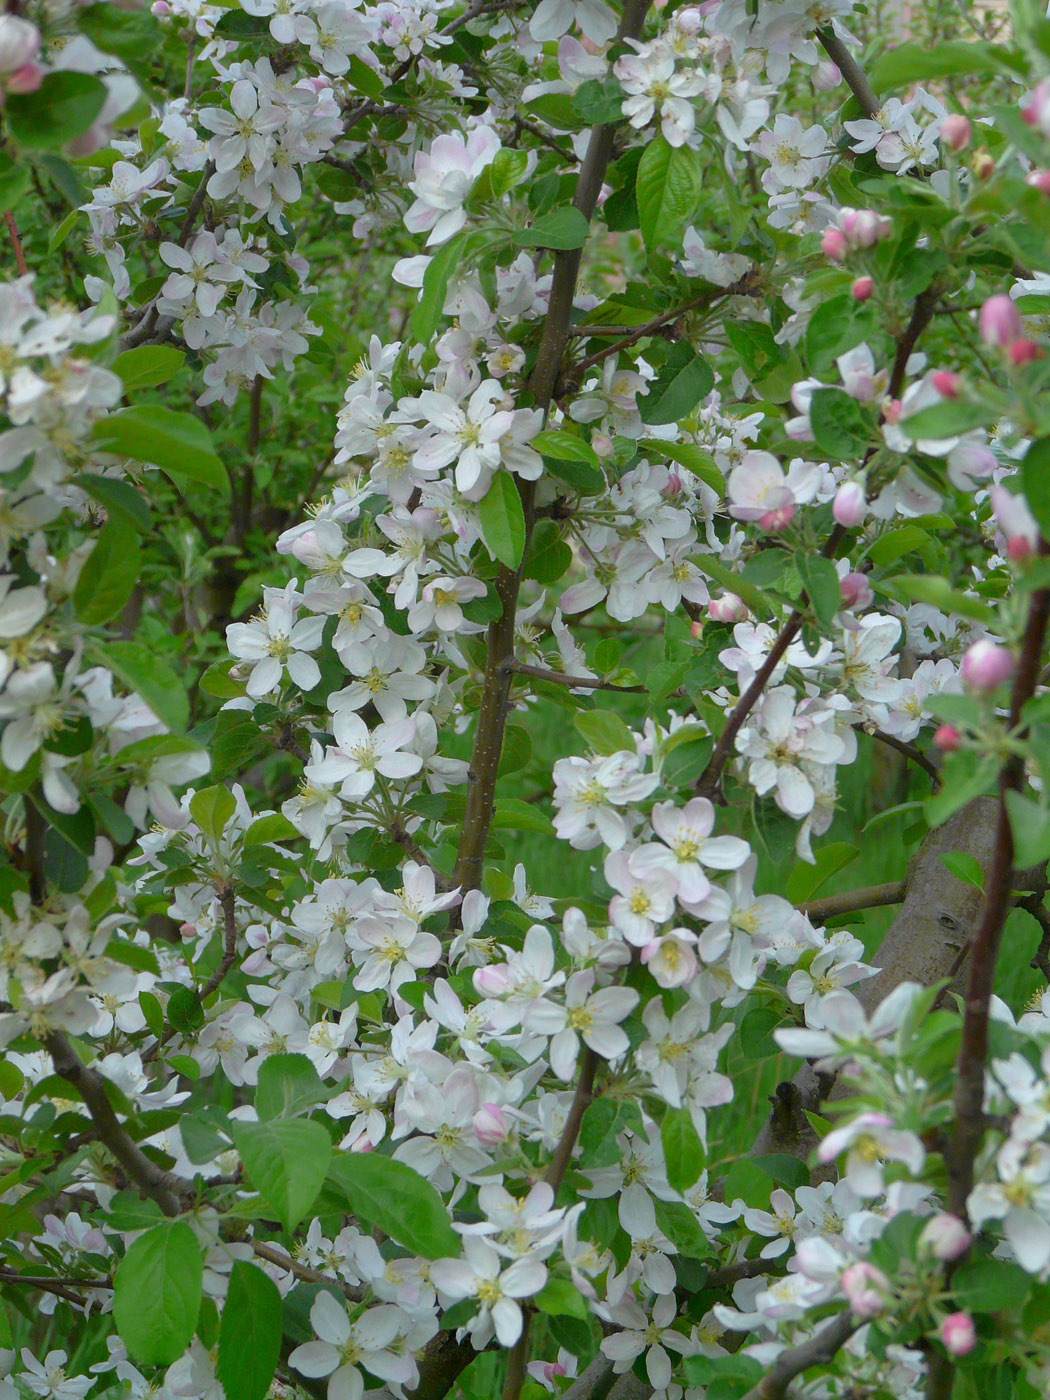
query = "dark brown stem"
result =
(509, 115, 578, 164)
(861, 726, 941, 787)
(44, 1033, 187, 1216)
(250, 1241, 364, 1300)
(570, 274, 756, 381)
(948, 557, 1050, 1217)
(888, 285, 942, 400)
(504, 659, 645, 693)
(695, 527, 845, 802)
(741, 1311, 859, 1400)
(4, 210, 28, 275)
(816, 27, 879, 119)
(24, 797, 47, 905)
(545, 1047, 598, 1192)
(452, 0, 651, 895)
(800, 880, 906, 924)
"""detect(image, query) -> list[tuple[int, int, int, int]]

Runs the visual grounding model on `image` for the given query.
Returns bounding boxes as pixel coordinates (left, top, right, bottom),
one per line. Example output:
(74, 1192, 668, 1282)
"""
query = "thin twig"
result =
(4, 210, 28, 275)
(504, 659, 645, 693)
(816, 27, 879, 119)
(250, 1241, 364, 1300)
(948, 548, 1050, 1217)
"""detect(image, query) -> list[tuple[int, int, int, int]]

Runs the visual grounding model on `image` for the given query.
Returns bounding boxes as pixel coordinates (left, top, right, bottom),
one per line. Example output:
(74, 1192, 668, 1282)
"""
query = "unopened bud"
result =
(689, 619, 704, 638)
(841, 1261, 891, 1319)
(882, 397, 903, 424)
(941, 1312, 976, 1357)
(821, 227, 848, 261)
(473, 965, 510, 997)
(933, 724, 961, 752)
(931, 370, 960, 398)
(759, 503, 794, 532)
(1027, 169, 1050, 194)
(5, 59, 42, 93)
(1008, 336, 1043, 365)
(1008, 535, 1034, 560)
(179, 922, 197, 938)
(961, 638, 1015, 692)
(473, 1103, 510, 1146)
(839, 572, 873, 609)
(151, 0, 172, 13)
(833, 480, 867, 527)
(0, 15, 40, 75)
(972, 148, 995, 179)
(591, 432, 614, 459)
(812, 60, 841, 91)
(940, 113, 971, 151)
(350, 1135, 374, 1152)
(851, 275, 874, 302)
(979, 295, 1022, 348)
(709, 592, 748, 624)
(919, 1213, 972, 1261)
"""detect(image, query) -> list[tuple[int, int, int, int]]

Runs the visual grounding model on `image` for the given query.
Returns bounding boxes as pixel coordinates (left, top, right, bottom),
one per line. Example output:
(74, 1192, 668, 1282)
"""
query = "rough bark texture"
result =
(752, 795, 1009, 1161)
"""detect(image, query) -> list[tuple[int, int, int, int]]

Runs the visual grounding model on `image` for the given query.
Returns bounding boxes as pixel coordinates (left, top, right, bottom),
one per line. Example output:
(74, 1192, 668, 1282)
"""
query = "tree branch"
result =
(503, 659, 645, 693)
(250, 1240, 364, 1301)
(948, 553, 1050, 1217)
(799, 881, 906, 924)
(4, 209, 28, 276)
(816, 28, 879, 119)
(740, 1311, 859, 1400)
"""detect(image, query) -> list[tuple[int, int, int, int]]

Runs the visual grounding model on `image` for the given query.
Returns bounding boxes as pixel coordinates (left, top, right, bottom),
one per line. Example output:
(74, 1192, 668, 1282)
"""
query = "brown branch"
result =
(888, 285, 942, 400)
(389, 822, 455, 891)
(452, 0, 652, 896)
(800, 881, 906, 924)
(142, 883, 239, 1065)
(948, 552, 1050, 1217)
(694, 525, 846, 803)
(4, 210, 28, 276)
(120, 163, 215, 351)
(509, 115, 578, 164)
(569, 274, 756, 381)
(504, 659, 645, 693)
(740, 1311, 859, 1400)
(250, 1241, 364, 1300)
(546, 1047, 598, 1192)
(816, 27, 879, 119)
(44, 1033, 187, 1216)
(862, 725, 941, 787)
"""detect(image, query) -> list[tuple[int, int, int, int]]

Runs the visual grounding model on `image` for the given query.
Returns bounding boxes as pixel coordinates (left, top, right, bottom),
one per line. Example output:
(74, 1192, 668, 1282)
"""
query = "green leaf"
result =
(535, 1278, 590, 1319)
(639, 343, 713, 426)
(189, 784, 236, 844)
(805, 293, 870, 377)
(881, 574, 995, 625)
(542, 454, 605, 494)
(232, 1120, 332, 1232)
(1005, 790, 1050, 868)
(76, 3, 164, 70)
(660, 1106, 705, 1192)
(899, 400, 993, 440)
(94, 640, 190, 734)
(872, 40, 1015, 91)
(5, 73, 108, 151)
(954, 1254, 1032, 1312)
(571, 76, 626, 125)
(795, 551, 841, 629)
(112, 345, 185, 392)
(529, 429, 599, 467)
(573, 708, 635, 755)
(636, 136, 701, 250)
(478, 472, 526, 568)
(751, 1153, 810, 1192)
(410, 232, 465, 343)
(1022, 438, 1050, 541)
(216, 1263, 283, 1400)
(491, 799, 556, 835)
(113, 1222, 202, 1366)
(327, 1153, 459, 1259)
(656, 441, 724, 494)
(808, 388, 874, 460)
(691, 555, 768, 615)
(91, 407, 228, 494)
(243, 813, 298, 846)
(866, 526, 932, 568)
(345, 53, 385, 99)
(255, 1054, 328, 1121)
(652, 1199, 708, 1259)
(938, 851, 985, 889)
(514, 207, 590, 250)
(73, 515, 142, 625)
(73, 473, 153, 533)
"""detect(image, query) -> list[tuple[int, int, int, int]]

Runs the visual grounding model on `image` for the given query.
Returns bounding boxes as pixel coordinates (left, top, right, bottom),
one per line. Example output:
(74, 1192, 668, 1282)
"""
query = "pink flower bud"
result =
(689, 619, 704, 638)
(839, 572, 873, 609)
(179, 922, 197, 939)
(821, 228, 848, 261)
(882, 397, 903, 423)
(151, 0, 172, 13)
(0, 15, 40, 75)
(473, 1103, 510, 1146)
(759, 503, 794, 532)
(1027, 169, 1050, 194)
(934, 724, 961, 752)
(709, 592, 748, 624)
(1024, 80, 1050, 134)
(979, 295, 1022, 348)
(972, 149, 995, 179)
(931, 370, 960, 398)
(1008, 535, 1034, 560)
(833, 480, 867, 527)
(941, 1312, 976, 1357)
(919, 1213, 972, 1261)
(350, 1135, 374, 1152)
(473, 965, 510, 997)
(1009, 336, 1043, 365)
(841, 208, 886, 248)
(961, 639, 1015, 692)
(851, 276, 874, 302)
(813, 60, 841, 91)
(940, 114, 971, 151)
(5, 59, 42, 94)
(841, 1261, 891, 1318)
(591, 432, 614, 459)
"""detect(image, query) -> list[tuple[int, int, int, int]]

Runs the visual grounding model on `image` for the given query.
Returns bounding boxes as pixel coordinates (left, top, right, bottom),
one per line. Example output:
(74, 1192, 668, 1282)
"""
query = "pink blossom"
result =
(919, 1213, 971, 1261)
(941, 1312, 976, 1356)
(833, 481, 866, 526)
(934, 725, 961, 752)
(841, 1261, 890, 1318)
(851, 276, 874, 302)
(961, 639, 1015, 692)
(979, 295, 1022, 348)
(941, 114, 971, 150)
